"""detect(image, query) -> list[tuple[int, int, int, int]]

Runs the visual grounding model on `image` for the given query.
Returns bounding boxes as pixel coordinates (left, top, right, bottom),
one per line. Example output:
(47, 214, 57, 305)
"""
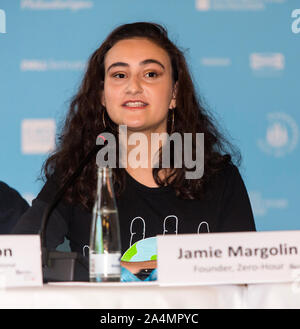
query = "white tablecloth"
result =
(247, 282, 300, 308)
(0, 282, 246, 309)
(0, 282, 299, 308)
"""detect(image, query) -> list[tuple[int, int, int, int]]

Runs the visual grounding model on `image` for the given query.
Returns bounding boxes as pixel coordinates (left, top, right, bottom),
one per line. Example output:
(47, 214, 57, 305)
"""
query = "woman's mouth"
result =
(122, 101, 148, 110)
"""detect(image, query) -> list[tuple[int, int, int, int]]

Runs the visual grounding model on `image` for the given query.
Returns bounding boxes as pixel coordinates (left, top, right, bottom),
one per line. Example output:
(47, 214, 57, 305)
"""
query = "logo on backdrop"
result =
(0, 9, 6, 34)
(20, 0, 93, 11)
(258, 112, 299, 157)
(291, 9, 300, 34)
(200, 57, 231, 67)
(21, 119, 56, 154)
(196, 0, 285, 11)
(249, 191, 288, 217)
(250, 53, 285, 76)
(20, 59, 86, 72)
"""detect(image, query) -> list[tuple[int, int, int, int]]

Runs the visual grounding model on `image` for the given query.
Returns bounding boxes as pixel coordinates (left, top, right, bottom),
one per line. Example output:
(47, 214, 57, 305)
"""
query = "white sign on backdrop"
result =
(21, 119, 56, 154)
(0, 235, 43, 288)
(157, 231, 300, 286)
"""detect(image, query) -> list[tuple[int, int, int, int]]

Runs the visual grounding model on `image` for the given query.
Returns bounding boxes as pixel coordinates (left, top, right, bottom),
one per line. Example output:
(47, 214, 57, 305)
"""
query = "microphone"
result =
(40, 136, 107, 282)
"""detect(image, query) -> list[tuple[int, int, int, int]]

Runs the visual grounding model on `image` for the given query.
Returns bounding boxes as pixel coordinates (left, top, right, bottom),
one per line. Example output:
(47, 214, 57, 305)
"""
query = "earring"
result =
(102, 110, 106, 128)
(169, 108, 175, 133)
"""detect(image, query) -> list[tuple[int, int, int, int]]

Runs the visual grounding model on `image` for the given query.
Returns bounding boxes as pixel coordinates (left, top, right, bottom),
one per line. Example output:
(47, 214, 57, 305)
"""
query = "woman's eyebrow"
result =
(106, 59, 165, 73)
(141, 59, 165, 70)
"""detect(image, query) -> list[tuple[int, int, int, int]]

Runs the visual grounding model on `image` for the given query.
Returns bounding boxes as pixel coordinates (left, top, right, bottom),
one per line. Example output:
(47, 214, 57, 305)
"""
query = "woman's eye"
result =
(145, 71, 158, 78)
(113, 73, 126, 78)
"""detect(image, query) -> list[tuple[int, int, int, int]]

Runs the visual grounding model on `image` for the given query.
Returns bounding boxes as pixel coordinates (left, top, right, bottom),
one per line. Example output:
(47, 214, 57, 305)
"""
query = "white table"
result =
(0, 282, 246, 309)
(0, 282, 299, 309)
(247, 282, 300, 308)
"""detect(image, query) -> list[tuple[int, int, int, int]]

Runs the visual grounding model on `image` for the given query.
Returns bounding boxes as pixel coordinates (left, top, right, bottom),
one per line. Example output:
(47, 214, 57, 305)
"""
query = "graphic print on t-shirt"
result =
(130, 216, 146, 247)
(122, 215, 210, 262)
(163, 215, 178, 235)
(121, 236, 157, 262)
(197, 221, 210, 233)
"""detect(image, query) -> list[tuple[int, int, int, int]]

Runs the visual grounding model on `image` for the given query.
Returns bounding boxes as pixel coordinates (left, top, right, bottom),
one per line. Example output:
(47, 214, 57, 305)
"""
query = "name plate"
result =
(0, 235, 43, 288)
(157, 231, 300, 286)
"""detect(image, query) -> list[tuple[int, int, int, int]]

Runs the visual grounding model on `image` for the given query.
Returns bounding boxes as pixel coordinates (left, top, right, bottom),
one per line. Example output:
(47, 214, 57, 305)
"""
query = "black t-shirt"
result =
(12, 164, 256, 259)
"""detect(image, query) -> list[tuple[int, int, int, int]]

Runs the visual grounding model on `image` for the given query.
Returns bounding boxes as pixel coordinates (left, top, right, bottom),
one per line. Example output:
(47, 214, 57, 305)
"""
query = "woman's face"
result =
(102, 38, 176, 134)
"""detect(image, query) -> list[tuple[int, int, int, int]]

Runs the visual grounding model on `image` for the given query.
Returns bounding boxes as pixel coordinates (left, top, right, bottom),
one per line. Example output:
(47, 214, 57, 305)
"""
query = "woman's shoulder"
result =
(218, 162, 240, 179)
(205, 162, 244, 199)
(36, 172, 87, 214)
(209, 161, 239, 182)
(36, 173, 60, 203)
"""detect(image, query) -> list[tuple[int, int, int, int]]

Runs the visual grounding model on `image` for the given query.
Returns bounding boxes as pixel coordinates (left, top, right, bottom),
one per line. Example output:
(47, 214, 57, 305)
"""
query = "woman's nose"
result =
(125, 76, 143, 94)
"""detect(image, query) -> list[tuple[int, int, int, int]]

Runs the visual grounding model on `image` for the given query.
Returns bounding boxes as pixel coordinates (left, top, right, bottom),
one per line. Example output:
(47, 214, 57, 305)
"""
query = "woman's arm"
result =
(12, 176, 69, 250)
(217, 165, 256, 232)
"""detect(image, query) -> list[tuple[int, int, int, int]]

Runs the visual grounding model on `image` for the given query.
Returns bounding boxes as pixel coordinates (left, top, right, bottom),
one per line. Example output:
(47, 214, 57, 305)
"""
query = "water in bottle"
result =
(89, 167, 121, 282)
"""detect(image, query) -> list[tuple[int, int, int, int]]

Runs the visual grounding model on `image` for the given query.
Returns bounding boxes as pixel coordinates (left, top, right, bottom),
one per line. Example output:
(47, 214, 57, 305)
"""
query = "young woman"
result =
(13, 22, 255, 277)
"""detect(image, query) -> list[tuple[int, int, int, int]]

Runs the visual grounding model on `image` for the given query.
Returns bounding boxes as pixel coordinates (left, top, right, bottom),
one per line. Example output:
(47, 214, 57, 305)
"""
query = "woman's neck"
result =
(124, 127, 168, 188)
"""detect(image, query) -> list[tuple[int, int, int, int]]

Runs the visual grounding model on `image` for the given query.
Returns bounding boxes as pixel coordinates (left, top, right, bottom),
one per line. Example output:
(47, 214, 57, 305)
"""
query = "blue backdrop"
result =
(0, 0, 299, 232)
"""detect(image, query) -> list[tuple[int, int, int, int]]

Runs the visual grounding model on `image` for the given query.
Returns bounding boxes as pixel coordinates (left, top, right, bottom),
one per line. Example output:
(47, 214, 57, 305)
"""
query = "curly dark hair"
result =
(43, 22, 240, 210)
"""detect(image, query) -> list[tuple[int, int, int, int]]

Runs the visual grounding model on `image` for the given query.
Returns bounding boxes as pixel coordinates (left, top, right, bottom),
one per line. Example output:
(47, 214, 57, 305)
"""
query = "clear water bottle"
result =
(89, 167, 121, 282)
